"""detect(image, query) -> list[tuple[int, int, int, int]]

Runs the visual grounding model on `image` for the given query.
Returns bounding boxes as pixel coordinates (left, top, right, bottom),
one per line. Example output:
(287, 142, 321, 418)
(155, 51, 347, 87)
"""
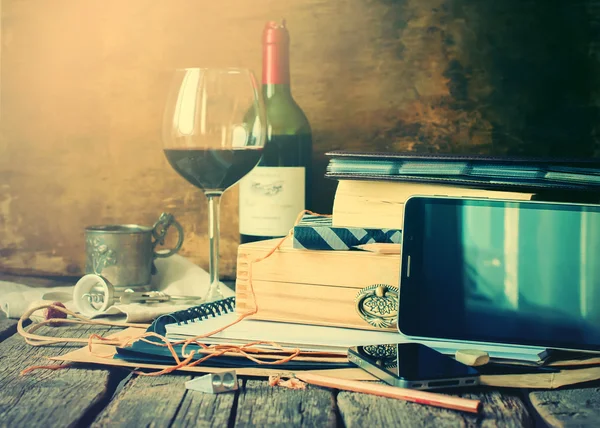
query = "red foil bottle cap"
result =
(262, 20, 290, 85)
(263, 20, 290, 45)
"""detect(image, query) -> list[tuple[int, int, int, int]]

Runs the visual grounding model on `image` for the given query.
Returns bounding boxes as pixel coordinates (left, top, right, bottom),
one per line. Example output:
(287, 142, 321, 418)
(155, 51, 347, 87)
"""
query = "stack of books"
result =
(239, 151, 600, 332)
(325, 150, 600, 230)
(109, 151, 600, 376)
(295, 150, 600, 247)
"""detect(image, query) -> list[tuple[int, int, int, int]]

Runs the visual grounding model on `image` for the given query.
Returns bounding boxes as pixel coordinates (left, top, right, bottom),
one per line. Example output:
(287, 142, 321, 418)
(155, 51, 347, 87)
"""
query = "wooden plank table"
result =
(0, 279, 599, 427)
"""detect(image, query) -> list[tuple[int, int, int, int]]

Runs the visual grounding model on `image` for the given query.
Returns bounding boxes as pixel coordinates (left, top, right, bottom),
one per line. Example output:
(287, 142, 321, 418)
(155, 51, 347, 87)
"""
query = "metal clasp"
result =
(355, 283, 399, 329)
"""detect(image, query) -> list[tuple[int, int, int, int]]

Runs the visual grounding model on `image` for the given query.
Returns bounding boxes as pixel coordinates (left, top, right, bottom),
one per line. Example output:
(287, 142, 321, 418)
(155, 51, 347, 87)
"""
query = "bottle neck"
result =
(263, 83, 291, 99)
(262, 34, 290, 97)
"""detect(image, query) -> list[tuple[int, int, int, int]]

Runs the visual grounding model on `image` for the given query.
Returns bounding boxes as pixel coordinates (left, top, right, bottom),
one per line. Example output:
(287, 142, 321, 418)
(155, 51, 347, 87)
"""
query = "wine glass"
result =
(162, 68, 266, 302)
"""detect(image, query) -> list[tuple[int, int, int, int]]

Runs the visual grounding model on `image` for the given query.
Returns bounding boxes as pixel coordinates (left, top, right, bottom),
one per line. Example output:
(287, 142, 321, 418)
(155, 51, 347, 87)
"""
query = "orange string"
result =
(20, 363, 72, 376)
(268, 375, 307, 390)
(19, 210, 327, 376)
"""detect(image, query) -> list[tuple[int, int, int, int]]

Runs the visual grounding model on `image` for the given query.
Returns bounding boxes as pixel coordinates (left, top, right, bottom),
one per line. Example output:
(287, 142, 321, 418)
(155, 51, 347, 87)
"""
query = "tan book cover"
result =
(332, 180, 534, 229)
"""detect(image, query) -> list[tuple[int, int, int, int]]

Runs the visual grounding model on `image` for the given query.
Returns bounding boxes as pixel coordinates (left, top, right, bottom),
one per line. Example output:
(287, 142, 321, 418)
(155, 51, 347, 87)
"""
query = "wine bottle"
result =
(239, 20, 312, 244)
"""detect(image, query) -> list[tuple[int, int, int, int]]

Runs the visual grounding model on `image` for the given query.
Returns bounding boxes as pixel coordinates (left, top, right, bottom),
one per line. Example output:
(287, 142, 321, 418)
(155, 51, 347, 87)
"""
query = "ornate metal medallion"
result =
(85, 237, 117, 275)
(362, 344, 398, 369)
(355, 283, 399, 329)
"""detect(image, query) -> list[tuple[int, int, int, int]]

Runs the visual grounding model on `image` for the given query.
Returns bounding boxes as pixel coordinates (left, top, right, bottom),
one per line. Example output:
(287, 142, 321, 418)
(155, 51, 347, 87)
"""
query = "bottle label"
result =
(239, 166, 305, 236)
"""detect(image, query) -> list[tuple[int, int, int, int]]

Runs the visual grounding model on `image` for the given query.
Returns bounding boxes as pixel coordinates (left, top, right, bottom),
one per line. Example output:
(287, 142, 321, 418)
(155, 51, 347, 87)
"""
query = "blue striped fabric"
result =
(292, 214, 402, 250)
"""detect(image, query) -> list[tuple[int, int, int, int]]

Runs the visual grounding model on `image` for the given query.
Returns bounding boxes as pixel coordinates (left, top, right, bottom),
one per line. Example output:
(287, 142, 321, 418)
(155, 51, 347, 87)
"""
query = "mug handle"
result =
(151, 212, 184, 258)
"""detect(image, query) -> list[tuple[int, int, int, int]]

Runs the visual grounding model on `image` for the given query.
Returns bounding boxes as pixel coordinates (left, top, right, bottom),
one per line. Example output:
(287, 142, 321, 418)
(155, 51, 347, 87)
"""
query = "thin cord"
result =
(18, 210, 326, 376)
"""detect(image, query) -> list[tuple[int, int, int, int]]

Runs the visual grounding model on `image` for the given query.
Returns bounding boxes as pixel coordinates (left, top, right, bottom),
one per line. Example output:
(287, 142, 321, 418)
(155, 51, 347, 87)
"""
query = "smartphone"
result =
(399, 196, 600, 353)
(347, 343, 480, 390)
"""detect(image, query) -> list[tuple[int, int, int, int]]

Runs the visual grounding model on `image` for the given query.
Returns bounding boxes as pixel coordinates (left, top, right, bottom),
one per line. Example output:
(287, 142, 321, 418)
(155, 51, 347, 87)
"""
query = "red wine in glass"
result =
(164, 148, 263, 194)
(162, 68, 266, 302)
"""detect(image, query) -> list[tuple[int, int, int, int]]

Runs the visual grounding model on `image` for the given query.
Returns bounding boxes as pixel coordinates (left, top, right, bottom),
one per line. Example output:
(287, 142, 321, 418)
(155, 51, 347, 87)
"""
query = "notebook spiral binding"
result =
(149, 296, 236, 335)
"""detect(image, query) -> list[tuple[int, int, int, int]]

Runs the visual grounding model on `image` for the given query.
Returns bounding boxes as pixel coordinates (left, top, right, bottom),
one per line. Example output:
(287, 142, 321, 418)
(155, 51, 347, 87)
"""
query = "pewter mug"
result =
(85, 213, 184, 290)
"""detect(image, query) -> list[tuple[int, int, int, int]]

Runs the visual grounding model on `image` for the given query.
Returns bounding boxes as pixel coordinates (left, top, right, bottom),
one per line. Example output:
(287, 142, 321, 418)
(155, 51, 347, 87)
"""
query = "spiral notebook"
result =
(165, 317, 404, 354)
(149, 296, 237, 336)
(145, 297, 549, 361)
(146, 296, 403, 353)
(117, 297, 352, 369)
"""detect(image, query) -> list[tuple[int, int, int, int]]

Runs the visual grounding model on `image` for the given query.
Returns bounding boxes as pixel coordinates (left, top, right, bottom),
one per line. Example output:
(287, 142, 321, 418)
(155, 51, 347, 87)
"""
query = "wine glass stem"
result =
(206, 193, 223, 302)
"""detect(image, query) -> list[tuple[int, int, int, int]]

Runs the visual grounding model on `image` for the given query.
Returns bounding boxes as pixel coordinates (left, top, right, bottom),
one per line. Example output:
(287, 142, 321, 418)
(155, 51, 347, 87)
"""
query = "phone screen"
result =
(349, 343, 479, 384)
(399, 197, 600, 351)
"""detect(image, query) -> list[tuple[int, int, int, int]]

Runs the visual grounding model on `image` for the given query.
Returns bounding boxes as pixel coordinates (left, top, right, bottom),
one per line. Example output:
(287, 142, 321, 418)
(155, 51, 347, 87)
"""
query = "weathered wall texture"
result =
(1, 0, 599, 278)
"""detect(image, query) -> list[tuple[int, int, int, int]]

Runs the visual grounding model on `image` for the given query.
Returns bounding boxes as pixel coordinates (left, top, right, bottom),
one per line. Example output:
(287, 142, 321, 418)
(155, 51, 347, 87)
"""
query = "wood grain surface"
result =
(0, 318, 17, 342)
(3, 0, 598, 278)
(235, 379, 337, 427)
(93, 374, 237, 427)
(530, 388, 600, 428)
(1, 317, 599, 427)
(337, 387, 532, 427)
(0, 323, 125, 427)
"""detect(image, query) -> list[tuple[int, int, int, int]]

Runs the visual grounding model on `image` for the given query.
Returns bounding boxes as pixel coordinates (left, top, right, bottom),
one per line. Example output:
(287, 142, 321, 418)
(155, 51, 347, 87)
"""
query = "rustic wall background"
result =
(1, 0, 598, 279)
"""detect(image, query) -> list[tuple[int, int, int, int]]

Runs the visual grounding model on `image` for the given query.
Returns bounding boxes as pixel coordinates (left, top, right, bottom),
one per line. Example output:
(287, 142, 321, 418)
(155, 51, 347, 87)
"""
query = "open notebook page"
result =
(165, 314, 548, 361)
(165, 313, 403, 353)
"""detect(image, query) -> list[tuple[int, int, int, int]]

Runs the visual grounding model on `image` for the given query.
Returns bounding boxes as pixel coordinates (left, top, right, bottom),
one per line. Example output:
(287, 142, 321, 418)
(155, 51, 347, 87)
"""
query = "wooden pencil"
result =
(295, 372, 481, 414)
(353, 243, 402, 254)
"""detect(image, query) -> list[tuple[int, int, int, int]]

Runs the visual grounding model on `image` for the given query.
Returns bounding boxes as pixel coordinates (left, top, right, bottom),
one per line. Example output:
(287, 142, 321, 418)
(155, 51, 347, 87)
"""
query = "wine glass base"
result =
(203, 286, 225, 303)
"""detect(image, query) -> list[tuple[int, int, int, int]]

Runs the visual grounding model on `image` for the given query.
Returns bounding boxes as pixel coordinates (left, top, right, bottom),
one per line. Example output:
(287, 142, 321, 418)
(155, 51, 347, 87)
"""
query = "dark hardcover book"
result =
(325, 150, 600, 194)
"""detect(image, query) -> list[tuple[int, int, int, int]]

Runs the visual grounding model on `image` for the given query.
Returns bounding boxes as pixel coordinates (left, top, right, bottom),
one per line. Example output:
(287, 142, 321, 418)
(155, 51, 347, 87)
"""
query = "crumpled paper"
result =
(0, 255, 234, 323)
